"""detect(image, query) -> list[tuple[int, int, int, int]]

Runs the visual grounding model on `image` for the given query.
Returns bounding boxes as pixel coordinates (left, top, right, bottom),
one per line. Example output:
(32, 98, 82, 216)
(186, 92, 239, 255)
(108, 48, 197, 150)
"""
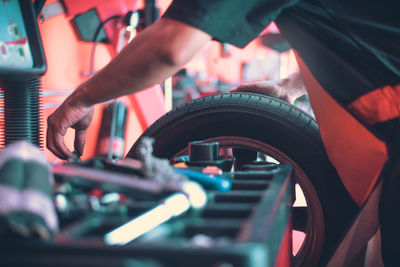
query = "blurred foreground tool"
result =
(0, 141, 58, 240)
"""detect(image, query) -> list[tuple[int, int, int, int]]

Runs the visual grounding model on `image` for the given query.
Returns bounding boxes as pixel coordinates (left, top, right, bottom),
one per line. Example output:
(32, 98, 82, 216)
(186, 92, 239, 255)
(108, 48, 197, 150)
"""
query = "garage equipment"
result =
(0, 140, 293, 267)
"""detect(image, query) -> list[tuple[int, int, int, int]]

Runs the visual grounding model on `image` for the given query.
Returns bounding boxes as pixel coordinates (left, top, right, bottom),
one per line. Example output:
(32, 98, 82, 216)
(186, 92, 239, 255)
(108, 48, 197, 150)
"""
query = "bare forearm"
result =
(68, 18, 211, 107)
(47, 18, 211, 159)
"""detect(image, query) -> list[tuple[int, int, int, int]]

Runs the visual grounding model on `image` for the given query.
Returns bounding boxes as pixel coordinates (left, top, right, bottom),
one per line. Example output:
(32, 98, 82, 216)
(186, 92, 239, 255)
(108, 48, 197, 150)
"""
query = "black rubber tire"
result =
(127, 92, 357, 266)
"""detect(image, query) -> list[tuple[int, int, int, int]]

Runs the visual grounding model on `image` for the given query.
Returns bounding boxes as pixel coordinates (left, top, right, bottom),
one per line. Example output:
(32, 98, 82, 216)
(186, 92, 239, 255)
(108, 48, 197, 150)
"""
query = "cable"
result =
(34, 0, 47, 18)
(88, 15, 122, 76)
(87, 15, 126, 159)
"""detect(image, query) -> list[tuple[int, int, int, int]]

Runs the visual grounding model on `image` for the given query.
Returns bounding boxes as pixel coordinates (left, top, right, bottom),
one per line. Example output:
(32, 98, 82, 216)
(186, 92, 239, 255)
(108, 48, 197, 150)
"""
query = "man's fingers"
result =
(74, 129, 86, 156)
(47, 117, 74, 160)
(230, 82, 288, 101)
(54, 133, 74, 160)
(231, 85, 273, 95)
(46, 103, 94, 160)
(230, 84, 254, 92)
(46, 128, 65, 160)
(47, 127, 71, 160)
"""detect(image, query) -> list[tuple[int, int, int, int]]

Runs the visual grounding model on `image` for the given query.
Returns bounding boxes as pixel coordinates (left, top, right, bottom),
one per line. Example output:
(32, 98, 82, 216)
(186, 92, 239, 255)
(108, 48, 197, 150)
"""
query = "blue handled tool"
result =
(174, 168, 232, 192)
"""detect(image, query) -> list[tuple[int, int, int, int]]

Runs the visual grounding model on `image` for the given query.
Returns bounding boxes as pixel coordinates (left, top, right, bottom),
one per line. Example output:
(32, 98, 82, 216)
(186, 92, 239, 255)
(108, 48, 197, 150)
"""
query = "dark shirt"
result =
(164, 0, 400, 104)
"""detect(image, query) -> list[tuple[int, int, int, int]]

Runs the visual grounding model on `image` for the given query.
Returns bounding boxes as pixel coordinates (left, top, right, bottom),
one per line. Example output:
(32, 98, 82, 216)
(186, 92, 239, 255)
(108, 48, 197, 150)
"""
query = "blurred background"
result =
(36, 0, 300, 162)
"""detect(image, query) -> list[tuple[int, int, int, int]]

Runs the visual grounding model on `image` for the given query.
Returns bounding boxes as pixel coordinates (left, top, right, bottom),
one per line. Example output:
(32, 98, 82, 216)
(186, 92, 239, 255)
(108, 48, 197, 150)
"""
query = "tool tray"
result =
(0, 158, 293, 267)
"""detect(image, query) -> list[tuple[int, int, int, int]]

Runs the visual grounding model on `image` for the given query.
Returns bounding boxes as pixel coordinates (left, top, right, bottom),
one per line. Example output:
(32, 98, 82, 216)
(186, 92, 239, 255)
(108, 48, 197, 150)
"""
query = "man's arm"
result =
(47, 18, 212, 160)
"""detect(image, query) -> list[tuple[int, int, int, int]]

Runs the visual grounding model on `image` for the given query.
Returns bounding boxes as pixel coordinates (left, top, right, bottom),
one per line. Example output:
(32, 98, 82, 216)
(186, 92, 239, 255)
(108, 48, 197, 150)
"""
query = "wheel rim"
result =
(171, 136, 324, 266)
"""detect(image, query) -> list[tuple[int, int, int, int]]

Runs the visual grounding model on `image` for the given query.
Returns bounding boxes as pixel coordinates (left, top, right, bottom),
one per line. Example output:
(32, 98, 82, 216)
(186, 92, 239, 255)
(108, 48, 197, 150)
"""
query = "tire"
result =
(126, 92, 357, 266)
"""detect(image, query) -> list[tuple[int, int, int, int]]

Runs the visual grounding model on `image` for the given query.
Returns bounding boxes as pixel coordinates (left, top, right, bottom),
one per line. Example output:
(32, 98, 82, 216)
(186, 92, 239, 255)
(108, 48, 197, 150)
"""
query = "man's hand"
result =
(231, 80, 291, 102)
(47, 99, 93, 160)
(231, 71, 306, 104)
